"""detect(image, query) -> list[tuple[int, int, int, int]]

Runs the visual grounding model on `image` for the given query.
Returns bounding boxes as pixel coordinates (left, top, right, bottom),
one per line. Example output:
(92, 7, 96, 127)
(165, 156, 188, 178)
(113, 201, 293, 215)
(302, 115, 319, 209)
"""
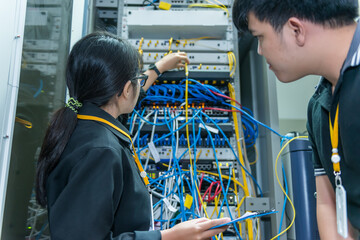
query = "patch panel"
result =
(182, 161, 238, 173)
(151, 77, 231, 86)
(144, 114, 231, 123)
(142, 52, 228, 64)
(23, 64, 57, 76)
(123, 0, 232, 6)
(23, 40, 59, 51)
(157, 71, 232, 81)
(129, 39, 233, 52)
(183, 148, 237, 160)
(205, 194, 237, 207)
(144, 64, 230, 72)
(140, 147, 237, 161)
(214, 161, 235, 169)
(135, 126, 234, 145)
(170, 0, 232, 6)
(182, 160, 214, 171)
(23, 52, 58, 64)
(142, 107, 231, 117)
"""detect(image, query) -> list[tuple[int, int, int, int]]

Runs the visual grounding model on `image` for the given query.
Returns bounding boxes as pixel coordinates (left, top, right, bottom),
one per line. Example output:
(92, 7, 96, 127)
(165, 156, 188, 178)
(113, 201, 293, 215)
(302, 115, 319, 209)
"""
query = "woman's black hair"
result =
(36, 32, 141, 206)
(232, 0, 359, 34)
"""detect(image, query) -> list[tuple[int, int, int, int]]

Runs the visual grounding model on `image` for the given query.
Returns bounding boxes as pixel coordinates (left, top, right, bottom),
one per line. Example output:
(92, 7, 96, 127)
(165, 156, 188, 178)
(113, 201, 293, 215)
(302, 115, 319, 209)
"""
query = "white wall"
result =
(276, 75, 320, 134)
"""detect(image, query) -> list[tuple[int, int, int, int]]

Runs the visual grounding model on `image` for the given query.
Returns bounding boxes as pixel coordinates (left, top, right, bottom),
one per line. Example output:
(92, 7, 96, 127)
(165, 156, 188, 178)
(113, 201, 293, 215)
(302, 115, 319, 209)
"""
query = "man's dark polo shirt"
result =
(307, 21, 360, 230)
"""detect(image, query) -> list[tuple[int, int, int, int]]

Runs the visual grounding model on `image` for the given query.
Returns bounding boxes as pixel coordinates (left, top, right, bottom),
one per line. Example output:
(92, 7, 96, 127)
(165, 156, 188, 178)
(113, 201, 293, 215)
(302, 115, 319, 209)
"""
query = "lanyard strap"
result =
(329, 104, 341, 174)
(77, 114, 149, 186)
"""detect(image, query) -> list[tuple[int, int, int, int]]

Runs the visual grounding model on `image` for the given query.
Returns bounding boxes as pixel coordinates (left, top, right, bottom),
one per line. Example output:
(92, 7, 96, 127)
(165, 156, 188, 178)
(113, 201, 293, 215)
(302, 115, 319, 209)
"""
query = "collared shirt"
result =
(46, 102, 161, 240)
(307, 21, 360, 230)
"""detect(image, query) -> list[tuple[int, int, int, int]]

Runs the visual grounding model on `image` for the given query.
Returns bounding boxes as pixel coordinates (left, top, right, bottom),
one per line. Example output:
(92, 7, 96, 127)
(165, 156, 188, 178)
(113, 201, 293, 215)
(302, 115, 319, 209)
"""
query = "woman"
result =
(36, 32, 229, 239)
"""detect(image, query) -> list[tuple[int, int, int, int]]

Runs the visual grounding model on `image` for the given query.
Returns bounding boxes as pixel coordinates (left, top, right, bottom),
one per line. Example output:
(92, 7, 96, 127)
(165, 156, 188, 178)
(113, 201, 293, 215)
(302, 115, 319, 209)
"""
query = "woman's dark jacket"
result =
(46, 102, 161, 240)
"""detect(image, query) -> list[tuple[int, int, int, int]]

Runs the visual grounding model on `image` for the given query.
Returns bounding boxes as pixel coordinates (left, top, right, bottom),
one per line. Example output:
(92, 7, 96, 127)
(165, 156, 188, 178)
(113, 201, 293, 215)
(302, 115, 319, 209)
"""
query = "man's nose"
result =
(257, 41, 262, 55)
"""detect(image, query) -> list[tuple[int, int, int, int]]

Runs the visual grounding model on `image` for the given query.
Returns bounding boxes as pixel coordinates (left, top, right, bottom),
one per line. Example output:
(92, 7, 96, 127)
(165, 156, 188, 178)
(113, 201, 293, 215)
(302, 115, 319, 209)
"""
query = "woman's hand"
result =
(160, 217, 230, 240)
(155, 52, 190, 73)
(142, 52, 190, 91)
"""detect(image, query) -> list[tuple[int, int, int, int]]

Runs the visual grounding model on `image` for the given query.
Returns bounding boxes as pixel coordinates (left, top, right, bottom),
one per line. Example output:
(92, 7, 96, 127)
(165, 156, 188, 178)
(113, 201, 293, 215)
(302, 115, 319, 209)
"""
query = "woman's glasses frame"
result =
(130, 74, 148, 87)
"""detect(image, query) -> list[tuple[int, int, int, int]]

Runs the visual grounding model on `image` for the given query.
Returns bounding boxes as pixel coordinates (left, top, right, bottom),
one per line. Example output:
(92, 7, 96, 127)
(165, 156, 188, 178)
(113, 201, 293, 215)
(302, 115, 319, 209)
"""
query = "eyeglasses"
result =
(130, 74, 148, 87)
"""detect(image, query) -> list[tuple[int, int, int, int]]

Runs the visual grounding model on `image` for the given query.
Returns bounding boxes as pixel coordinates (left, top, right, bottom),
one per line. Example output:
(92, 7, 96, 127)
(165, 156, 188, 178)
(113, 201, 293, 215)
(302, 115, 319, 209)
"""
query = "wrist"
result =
(160, 229, 174, 240)
(155, 62, 166, 75)
(148, 63, 162, 77)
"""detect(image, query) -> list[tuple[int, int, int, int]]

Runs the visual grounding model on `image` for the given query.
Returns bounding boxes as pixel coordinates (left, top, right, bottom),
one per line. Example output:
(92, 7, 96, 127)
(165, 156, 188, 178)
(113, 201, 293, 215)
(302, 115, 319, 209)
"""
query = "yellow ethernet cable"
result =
(138, 37, 144, 56)
(205, 0, 229, 17)
(270, 136, 308, 240)
(228, 83, 254, 240)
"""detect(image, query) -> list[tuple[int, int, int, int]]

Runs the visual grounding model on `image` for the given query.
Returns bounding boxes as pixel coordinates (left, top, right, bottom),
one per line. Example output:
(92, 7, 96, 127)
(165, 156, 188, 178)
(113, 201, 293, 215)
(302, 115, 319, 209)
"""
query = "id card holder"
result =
(336, 184, 348, 238)
(149, 187, 155, 231)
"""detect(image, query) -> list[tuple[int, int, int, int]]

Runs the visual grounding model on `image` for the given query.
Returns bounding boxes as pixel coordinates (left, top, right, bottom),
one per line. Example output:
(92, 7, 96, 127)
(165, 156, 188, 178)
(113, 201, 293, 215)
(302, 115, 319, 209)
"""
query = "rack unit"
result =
(93, 1, 286, 239)
(93, 1, 271, 239)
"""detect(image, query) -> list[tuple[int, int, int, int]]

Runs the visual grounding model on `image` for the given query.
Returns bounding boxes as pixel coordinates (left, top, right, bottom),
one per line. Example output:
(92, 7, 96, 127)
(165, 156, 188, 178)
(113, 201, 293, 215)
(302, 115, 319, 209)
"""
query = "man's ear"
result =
(119, 81, 133, 99)
(287, 17, 306, 47)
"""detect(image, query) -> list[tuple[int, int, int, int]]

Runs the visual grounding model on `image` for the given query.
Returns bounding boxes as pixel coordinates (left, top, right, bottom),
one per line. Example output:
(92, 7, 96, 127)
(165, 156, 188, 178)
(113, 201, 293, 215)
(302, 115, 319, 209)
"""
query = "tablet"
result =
(209, 210, 278, 229)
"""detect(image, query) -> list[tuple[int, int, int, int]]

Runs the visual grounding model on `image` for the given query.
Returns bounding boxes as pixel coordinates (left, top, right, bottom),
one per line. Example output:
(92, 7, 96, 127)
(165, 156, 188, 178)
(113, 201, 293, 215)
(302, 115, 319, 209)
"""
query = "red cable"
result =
(202, 107, 241, 113)
(209, 182, 222, 202)
(199, 173, 204, 190)
(210, 90, 242, 107)
(202, 181, 222, 203)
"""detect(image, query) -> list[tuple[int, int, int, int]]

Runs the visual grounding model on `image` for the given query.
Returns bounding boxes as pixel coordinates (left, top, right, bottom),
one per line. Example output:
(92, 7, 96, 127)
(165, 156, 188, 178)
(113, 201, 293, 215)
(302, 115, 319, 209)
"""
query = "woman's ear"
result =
(287, 17, 306, 47)
(119, 81, 133, 99)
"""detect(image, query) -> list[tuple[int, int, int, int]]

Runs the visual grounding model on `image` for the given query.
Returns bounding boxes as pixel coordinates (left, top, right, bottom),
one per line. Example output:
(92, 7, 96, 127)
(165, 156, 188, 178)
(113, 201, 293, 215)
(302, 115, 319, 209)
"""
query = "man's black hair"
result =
(232, 0, 359, 33)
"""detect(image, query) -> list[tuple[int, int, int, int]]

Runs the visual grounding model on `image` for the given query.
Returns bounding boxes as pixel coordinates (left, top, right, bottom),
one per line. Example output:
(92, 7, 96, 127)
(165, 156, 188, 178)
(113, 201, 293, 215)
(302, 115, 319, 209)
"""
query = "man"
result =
(232, 0, 360, 239)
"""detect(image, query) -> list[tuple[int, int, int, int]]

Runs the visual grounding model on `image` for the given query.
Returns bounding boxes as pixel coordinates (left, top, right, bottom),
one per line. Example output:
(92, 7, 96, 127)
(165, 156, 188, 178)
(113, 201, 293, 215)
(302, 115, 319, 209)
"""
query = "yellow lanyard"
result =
(329, 104, 341, 173)
(77, 114, 149, 186)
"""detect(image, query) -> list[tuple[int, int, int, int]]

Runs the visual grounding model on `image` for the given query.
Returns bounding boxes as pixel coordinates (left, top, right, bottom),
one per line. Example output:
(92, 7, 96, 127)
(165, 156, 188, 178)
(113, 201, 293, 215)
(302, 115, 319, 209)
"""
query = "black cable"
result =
(142, 0, 157, 10)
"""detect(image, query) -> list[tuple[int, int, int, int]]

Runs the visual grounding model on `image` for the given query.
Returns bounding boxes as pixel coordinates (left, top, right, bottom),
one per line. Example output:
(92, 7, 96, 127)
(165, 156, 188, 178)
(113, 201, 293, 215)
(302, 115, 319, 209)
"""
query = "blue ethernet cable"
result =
(196, 115, 242, 239)
(222, 102, 290, 140)
(217, 166, 243, 240)
(184, 175, 196, 219)
(191, 117, 201, 213)
(135, 81, 286, 237)
(180, 79, 222, 101)
(35, 221, 48, 240)
(144, 82, 261, 148)
(167, 119, 186, 222)
(217, 166, 233, 219)
(133, 108, 183, 126)
(129, 110, 136, 133)
(136, 109, 202, 154)
(136, 108, 147, 150)
(195, 116, 231, 215)
(200, 111, 264, 197)
(176, 134, 201, 161)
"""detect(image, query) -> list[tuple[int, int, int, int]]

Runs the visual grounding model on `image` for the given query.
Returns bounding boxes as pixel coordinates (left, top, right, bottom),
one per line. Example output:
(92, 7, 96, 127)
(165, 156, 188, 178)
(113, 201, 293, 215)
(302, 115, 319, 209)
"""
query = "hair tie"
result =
(66, 97, 83, 113)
